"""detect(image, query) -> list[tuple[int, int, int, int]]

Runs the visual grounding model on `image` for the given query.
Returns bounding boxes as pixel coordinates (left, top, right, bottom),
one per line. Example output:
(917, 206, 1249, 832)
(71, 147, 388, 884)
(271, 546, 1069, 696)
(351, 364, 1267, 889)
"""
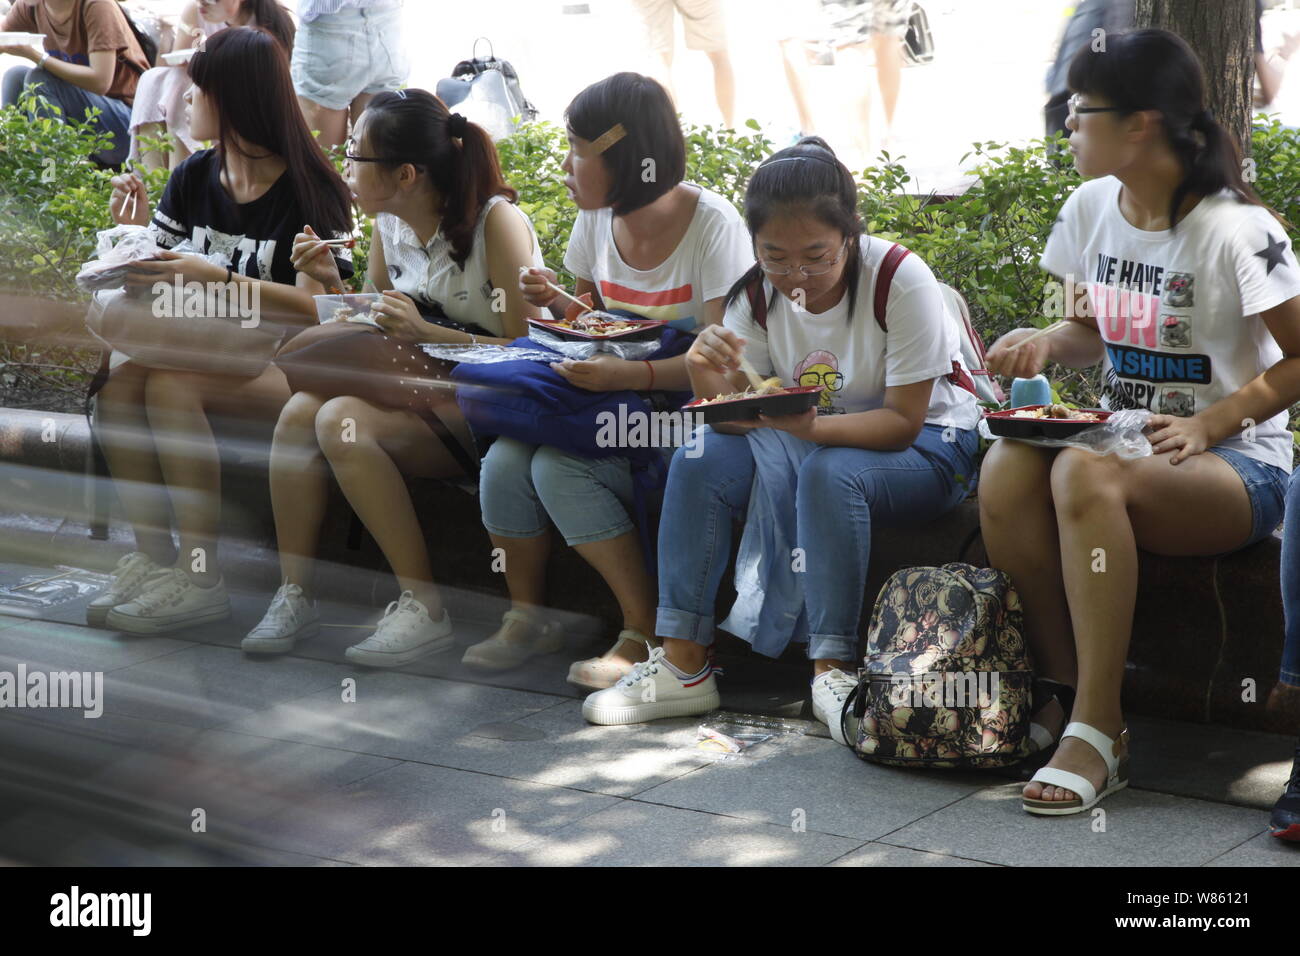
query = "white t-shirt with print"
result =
(563, 185, 752, 332)
(375, 194, 543, 338)
(724, 237, 982, 430)
(1041, 175, 1300, 473)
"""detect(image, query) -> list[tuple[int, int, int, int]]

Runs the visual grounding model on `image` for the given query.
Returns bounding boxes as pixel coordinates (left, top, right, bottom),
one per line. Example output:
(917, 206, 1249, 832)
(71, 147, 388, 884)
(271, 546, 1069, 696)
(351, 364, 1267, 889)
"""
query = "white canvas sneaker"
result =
(581, 646, 720, 726)
(242, 581, 320, 654)
(811, 668, 860, 746)
(345, 591, 453, 667)
(105, 568, 231, 634)
(86, 552, 166, 627)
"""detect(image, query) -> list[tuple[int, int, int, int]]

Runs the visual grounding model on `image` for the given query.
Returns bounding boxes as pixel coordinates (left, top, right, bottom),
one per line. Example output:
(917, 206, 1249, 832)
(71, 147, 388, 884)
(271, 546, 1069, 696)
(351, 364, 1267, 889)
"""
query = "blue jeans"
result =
(2, 66, 131, 167)
(656, 423, 980, 662)
(480, 437, 642, 545)
(1277, 466, 1300, 687)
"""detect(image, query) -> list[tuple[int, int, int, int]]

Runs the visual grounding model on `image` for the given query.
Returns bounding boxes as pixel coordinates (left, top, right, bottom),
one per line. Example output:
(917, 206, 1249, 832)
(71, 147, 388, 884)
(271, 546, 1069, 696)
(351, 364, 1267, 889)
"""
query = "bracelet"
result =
(644, 360, 655, 390)
(225, 266, 233, 284)
(38, 52, 50, 70)
(470, 333, 478, 346)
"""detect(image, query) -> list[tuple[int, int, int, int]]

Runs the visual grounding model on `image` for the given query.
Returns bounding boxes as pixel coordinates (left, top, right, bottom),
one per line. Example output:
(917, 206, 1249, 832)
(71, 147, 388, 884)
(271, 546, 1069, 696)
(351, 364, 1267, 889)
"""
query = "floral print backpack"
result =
(844, 563, 1033, 769)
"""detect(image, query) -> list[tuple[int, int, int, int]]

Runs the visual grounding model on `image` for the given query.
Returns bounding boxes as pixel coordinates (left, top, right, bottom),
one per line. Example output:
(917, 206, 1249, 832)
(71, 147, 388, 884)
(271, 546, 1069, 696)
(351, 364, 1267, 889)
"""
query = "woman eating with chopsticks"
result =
(241, 87, 545, 664)
(458, 72, 752, 682)
(979, 29, 1300, 817)
(580, 137, 983, 733)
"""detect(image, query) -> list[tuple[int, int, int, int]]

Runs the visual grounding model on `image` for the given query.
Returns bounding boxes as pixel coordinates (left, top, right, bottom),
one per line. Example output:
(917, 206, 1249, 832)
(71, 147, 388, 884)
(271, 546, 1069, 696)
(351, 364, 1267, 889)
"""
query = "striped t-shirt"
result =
(562, 185, 751, 333)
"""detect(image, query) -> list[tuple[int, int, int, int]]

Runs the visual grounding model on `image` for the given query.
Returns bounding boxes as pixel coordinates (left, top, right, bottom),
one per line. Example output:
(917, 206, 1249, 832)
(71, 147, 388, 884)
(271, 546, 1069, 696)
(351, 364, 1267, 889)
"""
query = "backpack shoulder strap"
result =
(872, 242, 911, 334)
(744, 274, 768, 331)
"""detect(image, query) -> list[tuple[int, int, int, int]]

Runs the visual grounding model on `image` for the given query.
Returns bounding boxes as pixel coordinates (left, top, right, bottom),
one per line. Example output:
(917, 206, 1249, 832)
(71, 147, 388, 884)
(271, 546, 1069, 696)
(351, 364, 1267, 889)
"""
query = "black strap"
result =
(416, 403, 479, 478)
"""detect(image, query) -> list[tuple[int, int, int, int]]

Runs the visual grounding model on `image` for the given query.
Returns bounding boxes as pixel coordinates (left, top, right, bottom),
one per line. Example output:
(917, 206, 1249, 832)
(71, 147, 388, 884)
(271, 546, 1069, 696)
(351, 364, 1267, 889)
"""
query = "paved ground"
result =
(0, 563, 1297, 867)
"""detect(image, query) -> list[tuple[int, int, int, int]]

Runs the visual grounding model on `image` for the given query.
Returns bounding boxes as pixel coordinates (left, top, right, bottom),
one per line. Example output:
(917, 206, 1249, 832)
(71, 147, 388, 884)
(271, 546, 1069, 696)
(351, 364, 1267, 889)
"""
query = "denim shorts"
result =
(1205, 445, 1288, 550)
(291, 6, 408, 110)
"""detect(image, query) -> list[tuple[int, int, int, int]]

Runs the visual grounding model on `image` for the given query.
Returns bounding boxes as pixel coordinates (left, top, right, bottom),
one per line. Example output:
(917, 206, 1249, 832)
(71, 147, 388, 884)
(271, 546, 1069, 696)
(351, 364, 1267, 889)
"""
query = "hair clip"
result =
(591, 123, 627, 153)
(395, 89, 407, 99)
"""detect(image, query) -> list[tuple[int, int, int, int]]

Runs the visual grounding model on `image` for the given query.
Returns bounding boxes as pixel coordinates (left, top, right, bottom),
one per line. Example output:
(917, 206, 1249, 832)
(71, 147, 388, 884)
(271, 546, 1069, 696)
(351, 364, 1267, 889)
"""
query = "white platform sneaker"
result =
(242, 581, 320, 654)
(582, 647, 720, 726)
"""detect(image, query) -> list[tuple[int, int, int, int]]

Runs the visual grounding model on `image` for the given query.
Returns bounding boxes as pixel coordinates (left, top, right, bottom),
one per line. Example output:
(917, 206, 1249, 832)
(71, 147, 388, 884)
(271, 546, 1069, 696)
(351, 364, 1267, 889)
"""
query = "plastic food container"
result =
(313, 292, 385, 328)
(684, 384, 823, 424)
(983, 404, 1112, 439)
(527, 315, 667, 341)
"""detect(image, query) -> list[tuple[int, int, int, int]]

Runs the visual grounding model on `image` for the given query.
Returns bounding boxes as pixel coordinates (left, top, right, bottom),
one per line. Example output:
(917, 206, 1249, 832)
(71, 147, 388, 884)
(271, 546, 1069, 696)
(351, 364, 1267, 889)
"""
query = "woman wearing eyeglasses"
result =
(980, 30, 1300, 816)
(459, 72, 752, 683)
(242, 87, 546, 664)
(581, 137, 982, 732)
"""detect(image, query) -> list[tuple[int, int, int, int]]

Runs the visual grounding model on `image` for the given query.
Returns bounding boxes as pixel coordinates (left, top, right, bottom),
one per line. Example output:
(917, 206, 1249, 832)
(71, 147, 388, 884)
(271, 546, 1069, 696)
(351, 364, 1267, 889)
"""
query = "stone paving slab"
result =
(638, 734, 993, 841)
(830, 843, 998, 867)
(1205, 831, 1300, 866)
(242, 760, 621, 866)
(880, 783, 1272, 867)
(0, 614, 193, 674)
(488, 799, 864, 867)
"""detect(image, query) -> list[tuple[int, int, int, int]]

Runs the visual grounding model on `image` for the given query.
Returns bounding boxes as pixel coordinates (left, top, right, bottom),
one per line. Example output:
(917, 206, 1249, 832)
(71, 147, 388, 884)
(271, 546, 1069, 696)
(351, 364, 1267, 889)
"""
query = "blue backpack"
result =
(450, 327, 695, 563)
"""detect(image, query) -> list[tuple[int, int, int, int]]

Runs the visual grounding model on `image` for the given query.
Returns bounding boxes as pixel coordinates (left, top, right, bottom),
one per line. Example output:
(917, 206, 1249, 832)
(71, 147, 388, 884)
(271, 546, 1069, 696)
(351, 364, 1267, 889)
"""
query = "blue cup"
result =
(1010, 375, 1053, 408)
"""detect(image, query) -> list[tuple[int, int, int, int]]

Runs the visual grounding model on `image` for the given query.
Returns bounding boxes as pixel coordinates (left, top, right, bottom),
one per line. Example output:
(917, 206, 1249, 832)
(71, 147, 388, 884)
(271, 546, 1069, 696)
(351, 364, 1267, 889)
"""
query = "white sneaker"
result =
(345, 591, 453, 668)
(86, 552, 165, 627)
(461, 608, 562, 671)
(582, 646, 720, 726)
(811, 668, 860, 746)
(242, 581, 320, 654)
(105, 568, 231, 634)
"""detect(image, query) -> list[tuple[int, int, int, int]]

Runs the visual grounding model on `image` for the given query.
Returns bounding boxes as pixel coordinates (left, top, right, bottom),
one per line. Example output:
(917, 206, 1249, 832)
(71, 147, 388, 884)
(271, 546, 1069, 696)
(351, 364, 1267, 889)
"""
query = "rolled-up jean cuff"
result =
(481, 519, 549, 539)
(656, 607, 715, 646)
(808, 633, 858, 664)
(559, 518, 636, 547)
(1280, 667, 1300, 687)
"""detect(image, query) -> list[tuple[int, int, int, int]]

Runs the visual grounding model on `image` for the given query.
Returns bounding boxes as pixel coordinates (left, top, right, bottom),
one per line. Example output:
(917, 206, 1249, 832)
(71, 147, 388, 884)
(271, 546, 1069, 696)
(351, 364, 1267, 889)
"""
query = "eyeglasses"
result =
(798, 369, 844, 390)
(343, 139, 386, 165)
(1068, 94, 1124, 118)
(758, 239, 850, 278)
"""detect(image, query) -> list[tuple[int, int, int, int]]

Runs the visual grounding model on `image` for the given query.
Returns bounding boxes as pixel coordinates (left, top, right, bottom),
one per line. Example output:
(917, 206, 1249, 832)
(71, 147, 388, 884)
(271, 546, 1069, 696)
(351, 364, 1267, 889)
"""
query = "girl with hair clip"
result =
(129, 0, 296, 172)
(979, 29, 1300, 817)
(460, 72, 752, 682)
(581, 137, 983, 731)
(92, 25, 354, 634)
(243, 88, 546, 666)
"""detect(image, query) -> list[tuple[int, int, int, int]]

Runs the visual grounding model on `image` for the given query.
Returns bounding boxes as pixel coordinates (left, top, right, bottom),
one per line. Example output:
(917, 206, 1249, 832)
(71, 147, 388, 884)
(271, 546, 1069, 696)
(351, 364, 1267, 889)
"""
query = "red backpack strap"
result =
(744, 274, 768, 330)
(873, 242, 911, 333)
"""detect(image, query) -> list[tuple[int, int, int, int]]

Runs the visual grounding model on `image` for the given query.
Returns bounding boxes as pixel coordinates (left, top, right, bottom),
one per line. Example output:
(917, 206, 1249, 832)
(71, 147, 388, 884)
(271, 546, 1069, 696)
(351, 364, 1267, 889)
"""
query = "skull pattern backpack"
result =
(843, 563, 1033, 769)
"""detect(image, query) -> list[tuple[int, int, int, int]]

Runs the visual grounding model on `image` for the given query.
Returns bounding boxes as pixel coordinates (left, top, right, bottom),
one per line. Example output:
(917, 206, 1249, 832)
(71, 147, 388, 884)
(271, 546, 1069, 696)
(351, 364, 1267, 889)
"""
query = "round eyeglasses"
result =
(758, 239, 850, 278)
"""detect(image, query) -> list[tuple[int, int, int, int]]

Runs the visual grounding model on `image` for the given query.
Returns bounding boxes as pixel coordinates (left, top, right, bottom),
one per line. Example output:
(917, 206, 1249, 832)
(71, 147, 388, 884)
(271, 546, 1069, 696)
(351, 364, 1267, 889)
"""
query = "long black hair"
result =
(188, 27, 352, 240)
(724, 137, 863, 323)
(239, 0, 297, 53)
(359, 89, 517, 269)
(1067, 28, 1272, 229)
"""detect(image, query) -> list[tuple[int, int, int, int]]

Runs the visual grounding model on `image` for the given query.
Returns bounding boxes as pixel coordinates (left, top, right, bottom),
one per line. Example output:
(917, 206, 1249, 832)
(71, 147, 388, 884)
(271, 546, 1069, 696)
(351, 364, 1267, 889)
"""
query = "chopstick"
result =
(320, 237, 356, 246)
(125, 190, 137, 222)
(10, 571, 68, 591)
(520, 267, 594, 315)
(736, 352, 765, 391)
(1004, 319, 1070, 352)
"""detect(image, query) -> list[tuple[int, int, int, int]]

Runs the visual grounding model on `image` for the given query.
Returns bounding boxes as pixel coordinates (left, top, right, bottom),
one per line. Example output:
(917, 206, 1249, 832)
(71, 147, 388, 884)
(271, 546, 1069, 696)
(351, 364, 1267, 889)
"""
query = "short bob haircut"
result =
(565, 72, 685, 215)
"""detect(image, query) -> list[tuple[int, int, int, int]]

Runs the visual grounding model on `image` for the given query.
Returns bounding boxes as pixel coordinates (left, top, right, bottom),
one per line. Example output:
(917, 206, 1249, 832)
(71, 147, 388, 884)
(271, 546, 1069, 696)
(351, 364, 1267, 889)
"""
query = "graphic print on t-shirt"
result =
(1089, 252, 1209, 416)
(598, 279, 696, 331)
(795, 349, 844, 414)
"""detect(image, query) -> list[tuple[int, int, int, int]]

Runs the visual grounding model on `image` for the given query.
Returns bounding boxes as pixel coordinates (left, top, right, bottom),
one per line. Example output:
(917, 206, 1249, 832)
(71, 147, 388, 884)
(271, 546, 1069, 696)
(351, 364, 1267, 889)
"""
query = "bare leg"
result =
(838, 42, 873, 161)
(704, 49, 736, 128)
(298, 95, 349, 150)
(168, 136, 193, 172)
(315, 396, 465, 616)
(144, 365, 291, 583)
(979, 439, 1076, 687)
(572, 531, 655, 665)
(780, 37, 816, 133)
(268, 391, 331, 594)
(348, 93, 375, 128)
(652, 49, 677, 108)
(1027, 448, 1254, 803)
(871, 32, 903, 131)
(488, 530, 551, 610)
(95, 363, 176, 564)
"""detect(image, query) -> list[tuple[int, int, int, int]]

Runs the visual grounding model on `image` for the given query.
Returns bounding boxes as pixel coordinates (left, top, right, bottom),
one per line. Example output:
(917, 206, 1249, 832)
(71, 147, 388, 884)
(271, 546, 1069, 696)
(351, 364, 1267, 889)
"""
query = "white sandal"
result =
(1022, 722, 1129, 816)
(566, 629, 659, 691)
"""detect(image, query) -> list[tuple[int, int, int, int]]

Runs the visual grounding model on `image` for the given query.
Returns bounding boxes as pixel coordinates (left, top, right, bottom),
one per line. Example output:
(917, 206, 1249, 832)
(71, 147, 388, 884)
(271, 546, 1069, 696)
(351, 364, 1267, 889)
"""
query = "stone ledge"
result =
(0, 409, 1292, 732)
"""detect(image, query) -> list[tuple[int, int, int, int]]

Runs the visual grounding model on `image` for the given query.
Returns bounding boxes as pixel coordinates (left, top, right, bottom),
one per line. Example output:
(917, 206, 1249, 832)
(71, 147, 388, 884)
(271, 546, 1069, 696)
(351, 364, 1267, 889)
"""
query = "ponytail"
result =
(360, 90, 517, 269)
(443, 116, 517, 269)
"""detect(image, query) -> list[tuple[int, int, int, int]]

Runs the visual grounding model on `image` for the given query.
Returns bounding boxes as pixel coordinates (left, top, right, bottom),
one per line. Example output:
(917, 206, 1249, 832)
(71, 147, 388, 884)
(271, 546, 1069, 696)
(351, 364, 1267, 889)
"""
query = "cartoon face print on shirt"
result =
(190, 225, 276, 278)
(1163, 272, 1194, 307)
(795, 349, 844, 413)
(1159, 313, 1191, 349)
